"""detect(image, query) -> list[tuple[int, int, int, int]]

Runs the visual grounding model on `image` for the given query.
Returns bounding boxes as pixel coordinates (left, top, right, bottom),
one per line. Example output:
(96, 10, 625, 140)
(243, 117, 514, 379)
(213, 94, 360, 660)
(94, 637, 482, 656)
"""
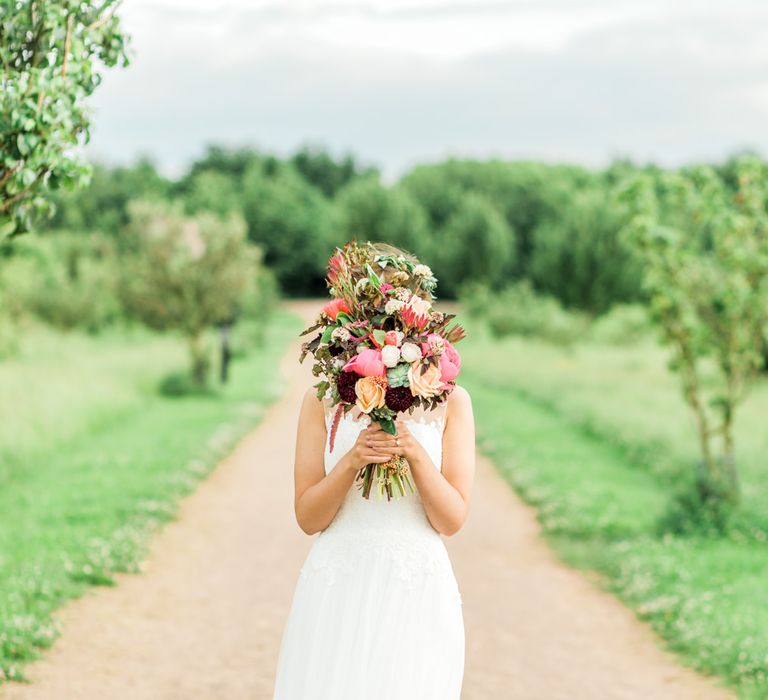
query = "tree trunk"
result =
(188, 332, 209, 387)
(720, 410, 741, 503)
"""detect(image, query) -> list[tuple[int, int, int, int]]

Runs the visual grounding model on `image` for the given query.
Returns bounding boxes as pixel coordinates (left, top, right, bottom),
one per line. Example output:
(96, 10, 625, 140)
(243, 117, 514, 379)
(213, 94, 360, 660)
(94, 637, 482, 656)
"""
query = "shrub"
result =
(589, 304, 652, 345)
(471, 280, 589, 346)
(0, 233, 120, 333)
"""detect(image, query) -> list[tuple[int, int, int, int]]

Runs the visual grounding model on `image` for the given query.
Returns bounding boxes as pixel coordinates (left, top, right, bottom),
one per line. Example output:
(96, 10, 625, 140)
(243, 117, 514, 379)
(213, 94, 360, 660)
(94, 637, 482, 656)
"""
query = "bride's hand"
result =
(342, 424, 394, 472)
(366, 418, 427, 465)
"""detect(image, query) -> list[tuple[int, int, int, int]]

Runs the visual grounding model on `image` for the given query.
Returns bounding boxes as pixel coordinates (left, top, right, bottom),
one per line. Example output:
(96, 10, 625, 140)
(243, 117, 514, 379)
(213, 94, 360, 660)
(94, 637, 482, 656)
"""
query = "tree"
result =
(119, 201, 260, 386)
(291, 145, 376, 198)
(241, 163, 334, 295)
(49, 159, 171, 235)
(334, 177, 431, 259)
(530, 186, 643, 313)
(437, 193, 515, 297)
(0, 0, 129, 237)
(621, 157, 768, 508)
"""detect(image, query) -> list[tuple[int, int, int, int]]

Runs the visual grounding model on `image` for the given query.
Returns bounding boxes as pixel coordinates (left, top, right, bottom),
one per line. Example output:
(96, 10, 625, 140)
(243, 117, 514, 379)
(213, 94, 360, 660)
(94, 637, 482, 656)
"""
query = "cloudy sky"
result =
(85, 0, 768, 178)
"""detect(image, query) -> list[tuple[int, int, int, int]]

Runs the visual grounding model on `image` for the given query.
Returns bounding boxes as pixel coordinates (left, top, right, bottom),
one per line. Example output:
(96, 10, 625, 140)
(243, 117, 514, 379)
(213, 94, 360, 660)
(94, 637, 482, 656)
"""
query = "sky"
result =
(85, 0, 768, 178)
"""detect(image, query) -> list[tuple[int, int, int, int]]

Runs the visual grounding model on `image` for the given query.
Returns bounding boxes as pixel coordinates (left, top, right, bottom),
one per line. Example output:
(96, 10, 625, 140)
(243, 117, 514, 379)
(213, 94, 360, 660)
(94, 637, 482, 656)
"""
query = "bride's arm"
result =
(372, 386, 476, 536)
(293, 389, 390, 535)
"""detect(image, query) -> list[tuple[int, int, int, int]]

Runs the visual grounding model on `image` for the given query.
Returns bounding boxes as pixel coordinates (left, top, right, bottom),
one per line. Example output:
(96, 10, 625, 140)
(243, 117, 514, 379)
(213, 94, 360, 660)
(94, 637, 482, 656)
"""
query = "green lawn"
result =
(461, 322, 768, 700)
(0, 311, 301, 684)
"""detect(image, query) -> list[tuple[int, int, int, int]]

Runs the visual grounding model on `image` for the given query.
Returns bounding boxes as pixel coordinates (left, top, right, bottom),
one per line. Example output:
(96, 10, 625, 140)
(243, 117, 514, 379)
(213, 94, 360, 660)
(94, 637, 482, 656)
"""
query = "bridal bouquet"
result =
(300, 241, 466, 500)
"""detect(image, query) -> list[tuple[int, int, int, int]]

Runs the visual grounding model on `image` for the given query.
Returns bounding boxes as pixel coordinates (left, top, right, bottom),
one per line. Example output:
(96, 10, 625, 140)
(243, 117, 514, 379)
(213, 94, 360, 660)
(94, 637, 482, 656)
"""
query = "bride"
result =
(272, 243, 476, 700)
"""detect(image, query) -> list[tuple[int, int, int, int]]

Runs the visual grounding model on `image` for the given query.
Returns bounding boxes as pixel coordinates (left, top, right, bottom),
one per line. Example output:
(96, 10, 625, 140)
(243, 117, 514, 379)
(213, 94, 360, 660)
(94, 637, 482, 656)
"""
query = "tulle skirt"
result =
(272, 531, 465, 700)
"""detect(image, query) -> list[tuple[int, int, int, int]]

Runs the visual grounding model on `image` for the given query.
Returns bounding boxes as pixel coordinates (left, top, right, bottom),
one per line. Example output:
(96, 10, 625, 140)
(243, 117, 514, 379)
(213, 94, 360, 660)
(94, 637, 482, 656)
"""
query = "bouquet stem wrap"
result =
(357, 422, 416, 500)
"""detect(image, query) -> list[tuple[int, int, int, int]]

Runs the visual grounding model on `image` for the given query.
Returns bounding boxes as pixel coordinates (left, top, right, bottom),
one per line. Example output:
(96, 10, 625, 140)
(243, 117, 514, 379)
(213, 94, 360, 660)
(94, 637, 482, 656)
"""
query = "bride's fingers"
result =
(362, 452, 394, 463)
(367, 440, 402, 453)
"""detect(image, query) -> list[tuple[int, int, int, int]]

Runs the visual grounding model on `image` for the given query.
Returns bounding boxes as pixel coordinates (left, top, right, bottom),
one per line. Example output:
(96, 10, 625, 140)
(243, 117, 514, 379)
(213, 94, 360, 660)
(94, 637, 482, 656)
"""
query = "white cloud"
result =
(85, 0, 768, 177)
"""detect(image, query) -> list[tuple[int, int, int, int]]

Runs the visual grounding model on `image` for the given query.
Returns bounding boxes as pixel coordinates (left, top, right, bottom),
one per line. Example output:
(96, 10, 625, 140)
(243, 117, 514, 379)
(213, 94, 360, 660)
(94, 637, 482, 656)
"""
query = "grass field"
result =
(0, 312, 302, 684)
(460, 322, 768, 700)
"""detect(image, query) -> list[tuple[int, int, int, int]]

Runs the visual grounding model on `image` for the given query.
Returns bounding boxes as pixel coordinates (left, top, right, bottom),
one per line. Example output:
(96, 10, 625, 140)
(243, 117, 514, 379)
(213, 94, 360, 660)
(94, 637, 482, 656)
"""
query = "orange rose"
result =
(355, 375, 387, 413)
(408, 361, 443, 398)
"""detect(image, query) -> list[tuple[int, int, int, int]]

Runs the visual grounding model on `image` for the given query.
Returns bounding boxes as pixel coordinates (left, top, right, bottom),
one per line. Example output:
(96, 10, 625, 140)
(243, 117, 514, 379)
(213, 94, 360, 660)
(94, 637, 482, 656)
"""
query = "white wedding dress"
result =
(272, 400, 465, 700)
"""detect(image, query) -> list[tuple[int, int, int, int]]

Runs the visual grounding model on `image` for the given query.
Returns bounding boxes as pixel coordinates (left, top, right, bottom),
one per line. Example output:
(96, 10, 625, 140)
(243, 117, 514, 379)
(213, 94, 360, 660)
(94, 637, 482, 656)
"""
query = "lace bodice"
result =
(298, 400, 457, 590)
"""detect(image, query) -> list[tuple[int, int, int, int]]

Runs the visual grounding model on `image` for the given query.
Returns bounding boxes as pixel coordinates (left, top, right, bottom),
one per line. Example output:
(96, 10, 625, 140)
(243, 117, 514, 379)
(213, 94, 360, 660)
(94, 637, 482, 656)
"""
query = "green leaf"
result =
(372, 329, 386, 347)
(366, 263, 381, 288)
(378, 418, 397, 435)
(320, 325, 335, 344)
(0, 217, 17, 238)
(314, 380, 330, 400)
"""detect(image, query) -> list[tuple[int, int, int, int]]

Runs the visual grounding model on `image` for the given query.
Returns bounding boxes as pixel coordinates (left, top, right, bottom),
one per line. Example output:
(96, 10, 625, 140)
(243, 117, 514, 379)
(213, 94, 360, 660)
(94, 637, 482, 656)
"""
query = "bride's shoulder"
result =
(447, 384, 472, 406)
(299, 386, 328, 424)
(446, 384, 473, 422)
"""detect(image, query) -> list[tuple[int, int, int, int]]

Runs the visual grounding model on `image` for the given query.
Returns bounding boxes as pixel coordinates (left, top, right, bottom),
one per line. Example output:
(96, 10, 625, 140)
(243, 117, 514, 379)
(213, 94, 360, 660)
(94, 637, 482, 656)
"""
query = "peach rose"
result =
(408, 361, 444, 398)
(355, 375, 387, 413)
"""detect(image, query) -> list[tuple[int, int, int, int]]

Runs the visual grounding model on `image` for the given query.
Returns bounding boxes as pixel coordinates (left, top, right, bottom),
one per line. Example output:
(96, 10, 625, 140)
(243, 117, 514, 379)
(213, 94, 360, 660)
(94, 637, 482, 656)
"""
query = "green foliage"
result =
(235, 265, 278, 348)
(0, 0, 129, 236)
(589, 303, 652, 345)
(436, 192, 515, 296)
(49, 159, 171, 233)
(179, 169, 241, 219)
(401, 159, 585, 273)
(529, 187, 643, 312)
(291, 145, 376, 198)
(0, 232, 120, 332)
(620, 156, 768, 503)
(659, 472, 738, 537)
(465, 280, 589, 346)
(334, 176, 431, 259)
(118, 201, 262, 385)
(241, 164, 334, 294)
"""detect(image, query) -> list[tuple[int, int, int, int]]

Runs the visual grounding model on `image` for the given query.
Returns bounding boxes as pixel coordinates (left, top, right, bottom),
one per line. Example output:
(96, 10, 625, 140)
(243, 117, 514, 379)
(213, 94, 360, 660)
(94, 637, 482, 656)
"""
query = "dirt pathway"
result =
(2, 302, 734, 700)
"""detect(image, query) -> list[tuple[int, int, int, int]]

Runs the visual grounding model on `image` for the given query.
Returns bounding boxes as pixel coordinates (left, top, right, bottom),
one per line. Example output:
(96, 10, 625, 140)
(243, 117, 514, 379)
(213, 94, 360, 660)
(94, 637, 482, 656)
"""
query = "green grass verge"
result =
(461, 323, 768, 700)
(0, 310, 302, 684)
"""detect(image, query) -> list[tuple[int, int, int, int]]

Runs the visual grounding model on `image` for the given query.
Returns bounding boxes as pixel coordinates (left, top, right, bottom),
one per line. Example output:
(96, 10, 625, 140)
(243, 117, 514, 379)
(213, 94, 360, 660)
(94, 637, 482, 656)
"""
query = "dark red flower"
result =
(385, 386, 415, 412)
(336, 370, 359, 404)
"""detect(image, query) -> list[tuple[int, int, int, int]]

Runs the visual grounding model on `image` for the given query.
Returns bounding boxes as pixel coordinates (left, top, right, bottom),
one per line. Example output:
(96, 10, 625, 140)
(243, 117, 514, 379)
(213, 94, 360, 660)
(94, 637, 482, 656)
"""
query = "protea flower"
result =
(401, 294, 432, 329)
(327, 250, 346, 286)
(444, 322, 466, 344)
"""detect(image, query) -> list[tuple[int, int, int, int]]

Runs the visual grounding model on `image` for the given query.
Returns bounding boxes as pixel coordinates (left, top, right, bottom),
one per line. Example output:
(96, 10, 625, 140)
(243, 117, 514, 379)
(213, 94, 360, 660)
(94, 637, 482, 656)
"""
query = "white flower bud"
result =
(381, 344, 401, 368)
(400, 341, 422, 363)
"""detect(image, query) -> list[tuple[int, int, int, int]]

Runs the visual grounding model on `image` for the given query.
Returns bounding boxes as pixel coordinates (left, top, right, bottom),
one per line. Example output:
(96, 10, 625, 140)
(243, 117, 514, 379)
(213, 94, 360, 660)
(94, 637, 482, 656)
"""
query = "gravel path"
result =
(1, 302, 734, 700)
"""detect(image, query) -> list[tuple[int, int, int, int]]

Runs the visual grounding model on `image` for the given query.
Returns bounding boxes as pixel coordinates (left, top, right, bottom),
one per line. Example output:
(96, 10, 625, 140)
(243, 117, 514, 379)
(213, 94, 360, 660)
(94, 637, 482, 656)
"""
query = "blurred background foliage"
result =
(2, 143, 768, 695)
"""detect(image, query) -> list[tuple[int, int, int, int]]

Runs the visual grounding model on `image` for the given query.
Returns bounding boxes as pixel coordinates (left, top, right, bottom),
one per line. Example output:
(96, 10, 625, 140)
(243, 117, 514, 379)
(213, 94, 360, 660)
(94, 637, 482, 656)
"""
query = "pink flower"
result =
(439, 341, 461, 385)
(380, 283, 394, 293)
(343, 348, 386, 377)
(323, 298, 351, 321)
(327, 251, 346, 286)
(420, 332, 445, 358)
(385, 330, 400, 346)
(402, 294, 432, 329)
